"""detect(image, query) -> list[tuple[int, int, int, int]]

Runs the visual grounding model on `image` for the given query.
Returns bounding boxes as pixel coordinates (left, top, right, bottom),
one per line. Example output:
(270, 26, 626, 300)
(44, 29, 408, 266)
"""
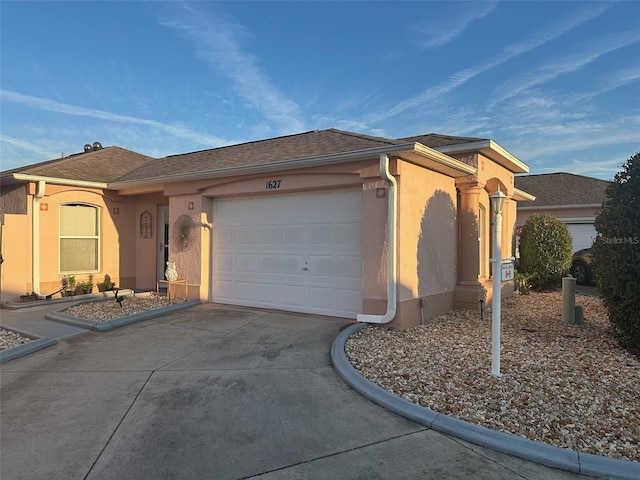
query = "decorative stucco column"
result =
(455, 184, 485, 310)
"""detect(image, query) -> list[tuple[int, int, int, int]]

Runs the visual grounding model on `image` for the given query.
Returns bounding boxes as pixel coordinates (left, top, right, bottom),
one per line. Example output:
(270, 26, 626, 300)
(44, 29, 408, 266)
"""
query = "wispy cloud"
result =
(161, 3, 306, 135)
(0, 89, 228, 146)
(411, 2, 497, 49)
(0, 135, 58, 158)
(372, 2, 613, 123)
(594, 66, 640, 96)
(492, 30, 640, 105)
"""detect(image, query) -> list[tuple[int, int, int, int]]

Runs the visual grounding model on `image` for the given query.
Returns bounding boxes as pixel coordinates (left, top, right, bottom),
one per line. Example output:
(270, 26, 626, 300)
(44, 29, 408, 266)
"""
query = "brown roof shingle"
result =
(116, 129, 402, 182)
(2, 146, 155, 184)
(514, 172, 609, 207)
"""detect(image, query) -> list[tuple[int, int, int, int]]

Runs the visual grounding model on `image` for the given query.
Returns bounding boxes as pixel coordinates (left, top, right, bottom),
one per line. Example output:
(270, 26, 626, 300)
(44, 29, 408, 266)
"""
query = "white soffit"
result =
(435, 140, 529, 174)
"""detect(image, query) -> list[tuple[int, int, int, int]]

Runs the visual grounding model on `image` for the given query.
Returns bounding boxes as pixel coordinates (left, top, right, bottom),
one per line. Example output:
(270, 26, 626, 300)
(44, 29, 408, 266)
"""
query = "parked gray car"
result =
(570, 248, 593, 285)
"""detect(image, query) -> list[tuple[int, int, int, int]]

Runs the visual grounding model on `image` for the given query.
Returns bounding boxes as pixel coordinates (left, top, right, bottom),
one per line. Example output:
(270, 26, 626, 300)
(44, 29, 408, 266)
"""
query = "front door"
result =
(157, 206, 170, 281)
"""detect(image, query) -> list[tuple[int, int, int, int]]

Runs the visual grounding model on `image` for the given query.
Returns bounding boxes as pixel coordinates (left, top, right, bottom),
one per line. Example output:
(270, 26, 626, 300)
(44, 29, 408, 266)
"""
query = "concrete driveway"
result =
(1, 304, 590, 479)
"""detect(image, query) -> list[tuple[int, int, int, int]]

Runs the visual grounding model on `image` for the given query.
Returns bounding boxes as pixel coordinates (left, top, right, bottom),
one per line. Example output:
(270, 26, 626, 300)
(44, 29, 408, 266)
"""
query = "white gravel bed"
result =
(0, 328, 32, 351)
(345, 291, 640, 463)
(61, 295, 176, 322)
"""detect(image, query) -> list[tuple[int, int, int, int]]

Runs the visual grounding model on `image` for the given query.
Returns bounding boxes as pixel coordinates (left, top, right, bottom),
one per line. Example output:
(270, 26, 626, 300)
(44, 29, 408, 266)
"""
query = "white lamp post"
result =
(490, 187, 506, 378)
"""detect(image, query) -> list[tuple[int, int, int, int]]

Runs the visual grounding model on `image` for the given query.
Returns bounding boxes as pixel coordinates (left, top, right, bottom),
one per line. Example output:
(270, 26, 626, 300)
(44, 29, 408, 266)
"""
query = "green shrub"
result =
(592, 151, 640, 349)
(518, 214, 573, 290)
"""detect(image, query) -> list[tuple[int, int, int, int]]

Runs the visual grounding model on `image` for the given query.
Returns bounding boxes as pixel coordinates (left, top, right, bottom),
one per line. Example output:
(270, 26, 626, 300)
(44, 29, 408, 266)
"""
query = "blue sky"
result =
(1, 1, 639, 180)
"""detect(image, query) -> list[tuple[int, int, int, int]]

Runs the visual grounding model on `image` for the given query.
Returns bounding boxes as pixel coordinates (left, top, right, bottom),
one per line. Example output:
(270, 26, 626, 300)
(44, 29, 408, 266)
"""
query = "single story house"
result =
(0, 129, 531, 330)
(514, 173, 609, 253)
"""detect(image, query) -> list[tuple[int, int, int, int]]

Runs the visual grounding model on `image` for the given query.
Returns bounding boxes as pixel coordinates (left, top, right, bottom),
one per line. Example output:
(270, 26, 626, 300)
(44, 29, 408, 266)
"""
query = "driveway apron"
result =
(1, 304, 589, 479)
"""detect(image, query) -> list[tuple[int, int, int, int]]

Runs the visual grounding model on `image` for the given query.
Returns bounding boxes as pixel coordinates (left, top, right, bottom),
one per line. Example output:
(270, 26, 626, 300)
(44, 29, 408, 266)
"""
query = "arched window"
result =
(59, 203, 100, 272)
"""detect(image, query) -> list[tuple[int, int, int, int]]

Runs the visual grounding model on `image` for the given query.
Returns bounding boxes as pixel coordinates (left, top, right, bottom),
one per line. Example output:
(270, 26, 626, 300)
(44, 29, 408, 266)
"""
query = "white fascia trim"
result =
(435, 140, 529, 174)
(517, 203, 602, 211)
(513, 187, 536, 202)
(410, 143, 476, 177)
(109, 142, 476, 190)
(12, 173, 108, 189)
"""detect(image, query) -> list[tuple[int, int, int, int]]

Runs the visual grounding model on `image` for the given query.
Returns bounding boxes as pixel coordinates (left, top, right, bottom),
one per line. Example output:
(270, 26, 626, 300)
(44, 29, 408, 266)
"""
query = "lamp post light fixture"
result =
(490, 186, 507, 378)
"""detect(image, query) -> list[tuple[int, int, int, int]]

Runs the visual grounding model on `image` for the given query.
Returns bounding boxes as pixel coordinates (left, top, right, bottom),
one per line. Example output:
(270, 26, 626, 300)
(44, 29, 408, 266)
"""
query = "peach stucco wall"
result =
(452, 153, 517, 311)
(390, 160, 459, 329)
(133, 193, 167, 290)
(0, 213, 29, 302)
(0, 182, 143, 302)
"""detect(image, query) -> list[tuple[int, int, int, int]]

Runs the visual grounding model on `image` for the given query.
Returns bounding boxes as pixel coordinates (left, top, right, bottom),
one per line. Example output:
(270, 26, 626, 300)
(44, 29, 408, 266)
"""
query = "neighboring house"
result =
(0, 129, 530, 330)
(514, 173, 609, 253)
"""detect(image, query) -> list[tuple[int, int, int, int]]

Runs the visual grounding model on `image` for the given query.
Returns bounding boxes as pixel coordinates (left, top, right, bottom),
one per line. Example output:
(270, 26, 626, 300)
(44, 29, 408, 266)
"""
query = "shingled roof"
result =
(397, 133, 486, 148)
(115, 129, 403, 183)
(514, 173, 609, 207)
(2, 146, 154, 184)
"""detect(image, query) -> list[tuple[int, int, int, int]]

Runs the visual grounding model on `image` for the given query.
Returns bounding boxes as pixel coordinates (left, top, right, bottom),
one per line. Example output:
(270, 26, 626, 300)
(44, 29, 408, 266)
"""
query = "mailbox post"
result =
(490, 187, 506, 378)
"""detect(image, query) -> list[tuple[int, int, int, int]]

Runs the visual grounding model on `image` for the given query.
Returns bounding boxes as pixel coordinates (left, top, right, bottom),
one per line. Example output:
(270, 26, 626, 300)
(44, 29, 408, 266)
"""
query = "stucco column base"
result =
(454, 284, 487, 311)
(482, 279, 515, 305)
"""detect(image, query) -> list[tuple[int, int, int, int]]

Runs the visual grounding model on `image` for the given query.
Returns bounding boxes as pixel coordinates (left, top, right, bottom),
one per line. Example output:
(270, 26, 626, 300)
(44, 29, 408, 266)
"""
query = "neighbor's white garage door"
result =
(567, 223, 597, 252)
(211, 189, 363, 318)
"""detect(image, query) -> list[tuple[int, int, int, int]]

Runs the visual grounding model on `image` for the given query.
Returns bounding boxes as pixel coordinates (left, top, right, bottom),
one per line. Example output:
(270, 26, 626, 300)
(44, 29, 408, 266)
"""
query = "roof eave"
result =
(401, 143, 476, 177)
(110, 143, 476, 191)
(513, 187, 536, 202)
(10, 173, 109, 189)
(435, 140, 529, 174)
(518, 203, 603, 211)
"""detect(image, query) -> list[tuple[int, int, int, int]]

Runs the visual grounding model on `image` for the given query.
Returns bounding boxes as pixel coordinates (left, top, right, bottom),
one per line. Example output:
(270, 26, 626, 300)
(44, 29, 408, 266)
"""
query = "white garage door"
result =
(212, 189, 363, 318)
(567, 223, 596, 252)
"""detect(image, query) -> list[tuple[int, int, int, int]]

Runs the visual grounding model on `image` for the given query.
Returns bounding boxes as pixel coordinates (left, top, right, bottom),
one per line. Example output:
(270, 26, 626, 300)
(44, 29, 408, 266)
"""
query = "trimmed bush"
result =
(592, 151, 640, 349)
(518, 214, 573, 290)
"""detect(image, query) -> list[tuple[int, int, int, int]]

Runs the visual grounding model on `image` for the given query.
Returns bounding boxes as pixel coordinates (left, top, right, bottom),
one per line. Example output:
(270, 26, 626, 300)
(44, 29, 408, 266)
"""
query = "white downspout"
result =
(357, 154, 397, 324)
(32, 180, 45, 296)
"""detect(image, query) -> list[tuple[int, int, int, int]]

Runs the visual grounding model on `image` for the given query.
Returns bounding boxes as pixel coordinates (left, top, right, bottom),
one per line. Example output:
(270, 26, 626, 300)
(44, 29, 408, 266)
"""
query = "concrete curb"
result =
(0, 327, 57, 364)
(331, 323, 640, 480)
(2, 289, 136, 310)
(46, 298, 202, 331)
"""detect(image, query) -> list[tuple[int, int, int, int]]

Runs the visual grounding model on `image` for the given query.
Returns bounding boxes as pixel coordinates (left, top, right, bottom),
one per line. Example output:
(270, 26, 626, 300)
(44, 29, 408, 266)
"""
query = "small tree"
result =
(592, 151, 640, 349)
(518, 214, 573, 289)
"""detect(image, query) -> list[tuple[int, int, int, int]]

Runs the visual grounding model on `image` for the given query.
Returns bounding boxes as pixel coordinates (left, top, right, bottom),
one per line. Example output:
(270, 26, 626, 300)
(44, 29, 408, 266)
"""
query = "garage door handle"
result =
(302, 267, 308, 271)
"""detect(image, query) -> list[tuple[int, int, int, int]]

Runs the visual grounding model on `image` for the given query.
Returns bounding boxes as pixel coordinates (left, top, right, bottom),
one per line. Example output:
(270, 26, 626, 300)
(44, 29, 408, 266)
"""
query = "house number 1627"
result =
(265, 179, 281, 189)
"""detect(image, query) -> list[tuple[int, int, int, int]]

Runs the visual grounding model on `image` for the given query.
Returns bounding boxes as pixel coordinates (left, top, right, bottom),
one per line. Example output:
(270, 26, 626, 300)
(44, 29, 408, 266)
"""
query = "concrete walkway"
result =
(1, 304, 599, 479)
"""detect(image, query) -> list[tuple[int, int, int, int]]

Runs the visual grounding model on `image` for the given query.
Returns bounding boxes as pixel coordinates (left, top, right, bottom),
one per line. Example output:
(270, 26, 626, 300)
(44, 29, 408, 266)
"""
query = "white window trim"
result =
(59, 203, 101, 274)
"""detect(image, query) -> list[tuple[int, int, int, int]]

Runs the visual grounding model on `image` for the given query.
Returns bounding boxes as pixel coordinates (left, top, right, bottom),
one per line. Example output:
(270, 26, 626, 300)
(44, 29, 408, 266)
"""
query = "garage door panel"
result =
(236, 226, 256, 244)
(258, 196, 281, 214)
(215, 253, 233, 272)
(280, 284, 306, 307)
(256, 283, 280, 305)
(235, 282, 256, 302)
(307, 255, 335, 275)
(258, 225, 280, 243)
(212, 190, 362, 318)
(337, 255, 363, 278)
(338, 288, 363, 310)
(282, 225, 305, 245)
(213, 279, 234, 300)
(566, 223, 596, 252)
(236, 254, 256, 273)
(307, 286, 336, 309)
